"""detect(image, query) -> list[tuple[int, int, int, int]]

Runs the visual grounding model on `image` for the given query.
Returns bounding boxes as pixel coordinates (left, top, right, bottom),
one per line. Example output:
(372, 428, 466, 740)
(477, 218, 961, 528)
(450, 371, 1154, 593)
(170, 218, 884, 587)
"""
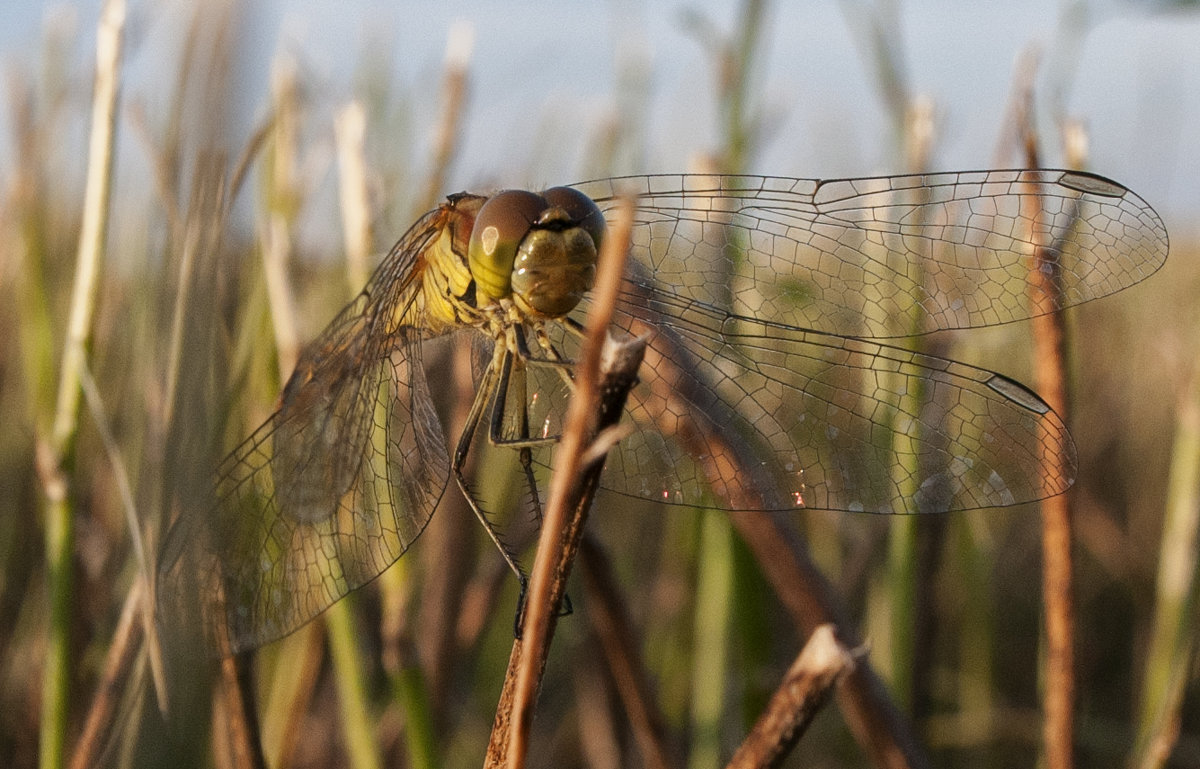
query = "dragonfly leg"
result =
(453, 349, 525, 581)
(494, 340, 546, 524)
(511, 573, 574, 638)
(560, 316, 587, 338)
(518, 446, 543, 523)
(530, 322, 577, 392)
(458, 345, 568, 638)
(490, 339, 574, 635)
(488, 332, 563, 452)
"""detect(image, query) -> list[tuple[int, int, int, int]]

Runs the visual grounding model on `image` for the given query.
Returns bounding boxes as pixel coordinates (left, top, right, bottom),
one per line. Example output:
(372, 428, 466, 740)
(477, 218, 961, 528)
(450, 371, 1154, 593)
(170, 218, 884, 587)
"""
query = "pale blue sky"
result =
(1, 0, 1197, 242)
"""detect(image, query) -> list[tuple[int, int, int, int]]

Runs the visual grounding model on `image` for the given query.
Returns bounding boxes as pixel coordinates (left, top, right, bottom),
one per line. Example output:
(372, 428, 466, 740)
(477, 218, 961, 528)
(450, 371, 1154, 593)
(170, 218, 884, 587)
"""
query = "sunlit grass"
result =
(0, 2, 1196, 768)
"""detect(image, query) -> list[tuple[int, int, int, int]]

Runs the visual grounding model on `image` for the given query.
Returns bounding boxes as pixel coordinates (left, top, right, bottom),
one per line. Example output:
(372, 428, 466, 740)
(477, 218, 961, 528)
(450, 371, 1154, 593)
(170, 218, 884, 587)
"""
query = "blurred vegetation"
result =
(0, 1, 1197, 768)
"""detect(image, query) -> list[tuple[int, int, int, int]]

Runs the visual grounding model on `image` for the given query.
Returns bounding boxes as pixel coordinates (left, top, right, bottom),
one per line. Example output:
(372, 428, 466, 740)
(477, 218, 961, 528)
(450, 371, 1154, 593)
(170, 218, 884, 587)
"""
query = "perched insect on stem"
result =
(158, 169, 1168, 654)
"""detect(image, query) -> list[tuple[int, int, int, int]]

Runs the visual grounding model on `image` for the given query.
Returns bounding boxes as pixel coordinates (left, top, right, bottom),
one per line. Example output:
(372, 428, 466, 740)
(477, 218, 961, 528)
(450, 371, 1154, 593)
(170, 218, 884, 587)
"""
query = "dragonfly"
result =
(157, 169, 1168, 654)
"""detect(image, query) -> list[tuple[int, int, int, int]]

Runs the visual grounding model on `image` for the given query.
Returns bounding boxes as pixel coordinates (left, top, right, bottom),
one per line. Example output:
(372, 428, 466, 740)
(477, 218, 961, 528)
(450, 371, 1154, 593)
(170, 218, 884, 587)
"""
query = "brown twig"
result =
(334, 100, 373, 297)
(219, 653, 267, 769)
(572, 648, 624, 769)
(1016, 90, 1077, 769)
(622, 279, 929, 769)
(580, 535, 677, 769)
(484, 339, 643, 769)
(727, 513, 927, 769)
(68, 578, 147, 769)
(725, 625, 856, 769)
(484, 196, 640, 769)
(66, 363, 167, 766)
(419, 21, 472, 213)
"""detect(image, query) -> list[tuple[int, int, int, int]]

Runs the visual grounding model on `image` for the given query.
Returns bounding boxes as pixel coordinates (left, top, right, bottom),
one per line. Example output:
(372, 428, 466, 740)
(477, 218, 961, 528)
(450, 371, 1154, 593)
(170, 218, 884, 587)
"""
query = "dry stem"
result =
(1016, 93, 1077, 769)
(40, 2, 125, 767)
(580, 535, 676, 769)
(68, 578, 147, 769)
(484, 197, 639, 769)
(619, 275, 930, 768)
(725, 625, 856, 769)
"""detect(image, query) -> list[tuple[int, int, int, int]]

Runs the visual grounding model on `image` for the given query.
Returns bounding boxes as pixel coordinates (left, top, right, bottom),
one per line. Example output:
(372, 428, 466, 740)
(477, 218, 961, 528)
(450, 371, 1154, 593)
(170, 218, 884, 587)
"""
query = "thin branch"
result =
(485, 196, 640, 769)
(580, 535, 677, 769)
(78, 361, 168, 710)
(727, 512, 927, 769)
(39, 2, 125, 767)
(418, 20, 473, 213)
(1132, 358, 1200, 769)
(725, 625, 857, 769)
(1017, 94, 1077, 769)
(334, 100, 372, 295)
(68, 578, 147, 769)
(219, 654, 267, 769)
(619, 273, 930, 768)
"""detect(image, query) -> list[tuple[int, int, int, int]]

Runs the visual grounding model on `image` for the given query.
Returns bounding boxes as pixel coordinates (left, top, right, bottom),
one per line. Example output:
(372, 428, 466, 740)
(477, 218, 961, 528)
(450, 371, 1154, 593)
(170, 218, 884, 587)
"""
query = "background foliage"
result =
(0, 1, 1197, 767)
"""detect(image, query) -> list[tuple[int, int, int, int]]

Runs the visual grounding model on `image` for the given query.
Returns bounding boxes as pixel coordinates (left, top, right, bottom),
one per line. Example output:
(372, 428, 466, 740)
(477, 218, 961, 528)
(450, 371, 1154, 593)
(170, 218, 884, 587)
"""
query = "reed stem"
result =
(38, 2, 125, 767)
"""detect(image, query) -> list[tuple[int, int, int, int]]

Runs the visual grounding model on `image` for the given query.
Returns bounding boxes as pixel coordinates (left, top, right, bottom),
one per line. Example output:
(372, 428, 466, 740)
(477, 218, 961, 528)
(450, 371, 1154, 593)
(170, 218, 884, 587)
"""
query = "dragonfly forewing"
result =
(572, 169, 1168, 338)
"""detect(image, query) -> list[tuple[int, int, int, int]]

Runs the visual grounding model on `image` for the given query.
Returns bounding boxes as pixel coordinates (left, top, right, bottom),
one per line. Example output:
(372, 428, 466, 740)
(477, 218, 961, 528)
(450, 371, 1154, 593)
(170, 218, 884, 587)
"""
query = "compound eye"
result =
(542, 186, 606, 251)
(468, 190, 547, 300)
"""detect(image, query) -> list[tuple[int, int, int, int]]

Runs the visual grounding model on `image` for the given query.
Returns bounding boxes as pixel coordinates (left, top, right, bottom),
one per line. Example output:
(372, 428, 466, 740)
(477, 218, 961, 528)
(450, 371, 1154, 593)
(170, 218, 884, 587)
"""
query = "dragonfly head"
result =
(468, 187, 606, 318)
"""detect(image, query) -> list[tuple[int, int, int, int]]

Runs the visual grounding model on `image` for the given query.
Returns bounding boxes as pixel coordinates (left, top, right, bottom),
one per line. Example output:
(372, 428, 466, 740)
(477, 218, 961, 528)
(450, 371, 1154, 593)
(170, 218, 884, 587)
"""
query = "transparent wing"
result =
(158, 211, 451, 653)
(524, 284, 1070, 514)
(533, 168, 1167, 513)
(572, 169, 1168, 338)
(572, 284, 1074, 513)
